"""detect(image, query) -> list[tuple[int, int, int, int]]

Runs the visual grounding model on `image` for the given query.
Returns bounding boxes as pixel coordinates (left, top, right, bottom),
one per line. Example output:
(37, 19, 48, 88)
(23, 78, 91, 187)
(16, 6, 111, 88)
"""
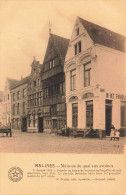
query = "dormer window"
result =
(49, 59, 55, 69)
(74, 41, 81, 55)
(76, 28, 79, 36)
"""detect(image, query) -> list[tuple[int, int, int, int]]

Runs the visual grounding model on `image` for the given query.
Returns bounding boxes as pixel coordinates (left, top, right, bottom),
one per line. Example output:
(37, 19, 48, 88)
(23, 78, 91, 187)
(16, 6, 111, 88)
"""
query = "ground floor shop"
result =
(43, 116, 66, 133)
(66, 88, 126, 137)
(27, 108, 43, 133)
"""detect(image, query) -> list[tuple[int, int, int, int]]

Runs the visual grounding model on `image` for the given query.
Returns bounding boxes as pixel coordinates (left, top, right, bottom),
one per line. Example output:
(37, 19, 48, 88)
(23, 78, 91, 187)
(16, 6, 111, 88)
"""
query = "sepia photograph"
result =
(0, 0, 126, 194)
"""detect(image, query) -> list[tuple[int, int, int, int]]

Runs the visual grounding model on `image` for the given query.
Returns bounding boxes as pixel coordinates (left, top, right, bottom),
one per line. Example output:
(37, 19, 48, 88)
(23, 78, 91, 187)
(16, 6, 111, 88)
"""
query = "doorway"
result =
(86, 101, 93, 128)
(21, 117, 27, 132)
(105, 100, 112, 135)
(38, 117, 43, 133)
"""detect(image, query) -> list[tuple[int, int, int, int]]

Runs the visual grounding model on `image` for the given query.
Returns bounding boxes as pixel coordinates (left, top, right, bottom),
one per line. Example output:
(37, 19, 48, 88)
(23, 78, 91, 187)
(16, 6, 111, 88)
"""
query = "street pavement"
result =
(0, 130, 125, 153)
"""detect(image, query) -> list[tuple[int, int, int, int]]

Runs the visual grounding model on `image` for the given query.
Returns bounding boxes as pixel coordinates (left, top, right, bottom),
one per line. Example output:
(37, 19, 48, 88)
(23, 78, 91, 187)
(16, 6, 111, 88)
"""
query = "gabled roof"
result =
(79, 17, 125, 52)
(10, 76, 30, 89)
(7, 78, 20, 89)
(50, 33, 70, 60)
(43, 33, 70, 63)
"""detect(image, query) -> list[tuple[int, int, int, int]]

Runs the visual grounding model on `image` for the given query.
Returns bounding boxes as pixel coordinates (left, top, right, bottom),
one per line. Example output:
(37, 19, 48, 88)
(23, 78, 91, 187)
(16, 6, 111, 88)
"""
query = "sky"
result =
(0, 0, 126, 91)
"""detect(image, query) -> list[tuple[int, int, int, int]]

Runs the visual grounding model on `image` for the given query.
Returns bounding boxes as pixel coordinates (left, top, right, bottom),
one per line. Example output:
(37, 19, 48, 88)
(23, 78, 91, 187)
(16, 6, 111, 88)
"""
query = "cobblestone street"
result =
(0, 130, 125, 153)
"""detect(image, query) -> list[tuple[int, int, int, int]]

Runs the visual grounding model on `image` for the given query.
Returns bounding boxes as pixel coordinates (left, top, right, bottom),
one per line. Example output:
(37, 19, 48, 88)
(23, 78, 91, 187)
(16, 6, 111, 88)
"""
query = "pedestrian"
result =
(110, 125, 115, 140)
(115, 129, 120, 141)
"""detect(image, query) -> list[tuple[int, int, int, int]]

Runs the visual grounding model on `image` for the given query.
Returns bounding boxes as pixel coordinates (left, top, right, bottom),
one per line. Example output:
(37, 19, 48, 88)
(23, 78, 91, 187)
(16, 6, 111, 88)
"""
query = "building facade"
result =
(1, 78, 19, 126)
(64, 17, 126, 136)
(27, 58, 43, 132)
(11, 77, 28, 131)
(41, 33, 69, 132)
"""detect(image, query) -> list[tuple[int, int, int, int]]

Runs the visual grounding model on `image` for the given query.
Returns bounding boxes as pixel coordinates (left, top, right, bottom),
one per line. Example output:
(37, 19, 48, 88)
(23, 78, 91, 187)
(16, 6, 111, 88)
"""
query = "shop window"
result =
(72, 103, 78, 127)
(74, 41, 81, 55)
(121, 101, 126, 127)
(28, 115, 31, 127)
(86, 101, 93, 128)
(84, 61, 91, 87)
(33, 114, 36, 127)
(70, 69, 76, 91)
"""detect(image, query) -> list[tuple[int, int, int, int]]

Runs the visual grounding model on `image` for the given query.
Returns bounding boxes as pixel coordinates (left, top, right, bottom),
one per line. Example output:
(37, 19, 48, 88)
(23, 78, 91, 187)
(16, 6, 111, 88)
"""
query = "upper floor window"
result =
(76, 28, 79, 36)
(13, 104, 15, 115)
(49, 59, 55, 69)
(74, 41, 81, 55)
(23, 88, 26, 98)
(23, 102, 25, 114)
(17, 103, 20, 114)
(8, 94, 9, 100)
(84, 61, 91, 87)
(17, 91, 20, 99)
(13, 93, 15, 101)
(33, 80, 36, 87)
(70, 69, 76, 91)
(38, 79, 40, 86)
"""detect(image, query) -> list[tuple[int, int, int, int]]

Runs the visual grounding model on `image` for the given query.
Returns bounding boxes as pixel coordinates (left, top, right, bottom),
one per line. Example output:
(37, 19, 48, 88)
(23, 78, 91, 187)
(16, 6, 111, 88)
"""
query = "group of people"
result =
(110, 125, 120, 141)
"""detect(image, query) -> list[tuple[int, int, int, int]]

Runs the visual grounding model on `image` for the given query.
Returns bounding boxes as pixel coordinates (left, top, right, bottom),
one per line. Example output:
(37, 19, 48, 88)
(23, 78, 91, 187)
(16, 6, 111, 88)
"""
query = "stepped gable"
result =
(79, 17, 125, 52)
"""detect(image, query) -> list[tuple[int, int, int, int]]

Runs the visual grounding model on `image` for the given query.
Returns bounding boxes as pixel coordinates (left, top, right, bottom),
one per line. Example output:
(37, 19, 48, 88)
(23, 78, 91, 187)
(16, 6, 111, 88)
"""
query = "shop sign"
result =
(106, 93, 126, 100)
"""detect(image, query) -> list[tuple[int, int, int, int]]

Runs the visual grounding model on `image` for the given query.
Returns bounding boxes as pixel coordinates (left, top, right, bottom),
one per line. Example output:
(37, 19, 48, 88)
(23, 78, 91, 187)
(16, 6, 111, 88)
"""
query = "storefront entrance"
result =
(21, 117, 27, 132)
(38, 117, 43, 132)
(105, 100, 112, 135)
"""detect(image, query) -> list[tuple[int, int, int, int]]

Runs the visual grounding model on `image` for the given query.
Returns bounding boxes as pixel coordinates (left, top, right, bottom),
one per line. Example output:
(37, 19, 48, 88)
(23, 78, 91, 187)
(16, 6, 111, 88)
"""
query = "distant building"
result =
(2, 78, 19, 126)
(27, 58, 43, 132)
(0, 91, 3, 124)
(64, 17, 126, 136)
(41, 33, 69, 132)
(11, 76, 29, 131)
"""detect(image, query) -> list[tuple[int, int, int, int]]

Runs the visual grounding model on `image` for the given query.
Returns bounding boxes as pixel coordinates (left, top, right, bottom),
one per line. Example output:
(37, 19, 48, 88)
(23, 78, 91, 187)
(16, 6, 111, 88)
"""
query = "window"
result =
(23, 102, 25, 114)
(13, 104, 15, 115)
(74, 41, 81, 55)
(33, 81, 36, 87)
(121, 101, 126, 127)
(84, 61, 91, 87)
(76, 28, 79, 36)
(70, 69, 76, 91)
(49, 59, 55, 69)
(8, 94, 9, 100)
(57, 103, 65, 112)
(17, 91, 20, 99)
(17, 103, 20, 114)
(23, 88, 26, 98)
(13, 93, 15, 101)
(86, 101, 93, 128)
(38, 79, 40, 86)
(43, 106, 50, 113)
(72, 103, 78, 127)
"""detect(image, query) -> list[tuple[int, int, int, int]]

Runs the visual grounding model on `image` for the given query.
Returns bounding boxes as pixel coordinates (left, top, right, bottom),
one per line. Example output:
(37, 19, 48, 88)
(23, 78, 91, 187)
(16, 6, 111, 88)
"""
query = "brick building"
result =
(41, 33, 69, 132)
(11, 76, 28, 131)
